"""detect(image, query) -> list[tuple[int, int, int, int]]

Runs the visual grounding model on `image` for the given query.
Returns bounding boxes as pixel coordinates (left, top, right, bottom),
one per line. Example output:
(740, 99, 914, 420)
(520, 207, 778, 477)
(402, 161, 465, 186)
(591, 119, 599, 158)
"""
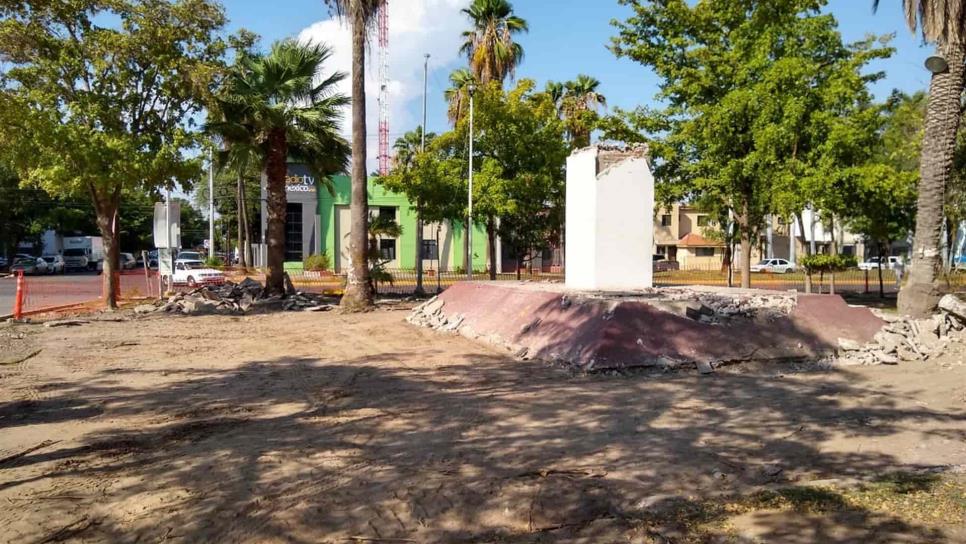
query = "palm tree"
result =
(325, 0, 385, 311)
(875, 0, 966, 317)
(544, 80, 565, 115)
(445, 68, 477, 124)
(392, 127, 435, 171)
(460, 0, 528, 85)
(561, 75, 606, 148)
(207, 39, 350, 296)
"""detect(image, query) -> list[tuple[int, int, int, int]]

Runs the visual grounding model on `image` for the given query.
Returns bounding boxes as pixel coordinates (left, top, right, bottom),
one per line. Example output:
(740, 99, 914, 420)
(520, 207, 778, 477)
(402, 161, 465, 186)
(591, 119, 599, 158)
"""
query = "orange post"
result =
(13, 271, 25, 319)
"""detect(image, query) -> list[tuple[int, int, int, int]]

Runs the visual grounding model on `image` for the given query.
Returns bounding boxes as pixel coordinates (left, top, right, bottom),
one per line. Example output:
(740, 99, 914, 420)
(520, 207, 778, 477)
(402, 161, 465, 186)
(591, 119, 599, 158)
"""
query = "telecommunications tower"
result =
(377, 1, 390, 175)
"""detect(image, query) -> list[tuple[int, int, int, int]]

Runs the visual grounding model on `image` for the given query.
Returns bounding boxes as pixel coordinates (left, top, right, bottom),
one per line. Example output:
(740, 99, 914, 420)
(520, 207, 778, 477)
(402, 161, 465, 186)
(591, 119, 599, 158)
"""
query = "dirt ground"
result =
(1, 304, 965, 543)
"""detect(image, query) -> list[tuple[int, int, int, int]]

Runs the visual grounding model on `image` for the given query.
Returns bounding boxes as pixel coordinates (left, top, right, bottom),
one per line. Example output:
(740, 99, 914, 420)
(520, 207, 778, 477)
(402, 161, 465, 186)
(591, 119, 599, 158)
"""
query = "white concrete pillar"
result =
(565, 145, 654, 290)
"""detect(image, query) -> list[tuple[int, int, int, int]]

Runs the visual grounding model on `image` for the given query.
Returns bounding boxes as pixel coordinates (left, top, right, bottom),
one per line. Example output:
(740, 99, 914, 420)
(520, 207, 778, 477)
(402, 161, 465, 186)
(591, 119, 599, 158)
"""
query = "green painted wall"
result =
(317, 176, 487, 271)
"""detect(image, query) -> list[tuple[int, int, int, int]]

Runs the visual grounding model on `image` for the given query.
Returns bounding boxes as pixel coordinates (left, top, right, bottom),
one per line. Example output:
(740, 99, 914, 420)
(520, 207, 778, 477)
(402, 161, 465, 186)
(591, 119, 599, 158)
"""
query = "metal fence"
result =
(242, 267, 966, 297)
(4, 265, 963, 317)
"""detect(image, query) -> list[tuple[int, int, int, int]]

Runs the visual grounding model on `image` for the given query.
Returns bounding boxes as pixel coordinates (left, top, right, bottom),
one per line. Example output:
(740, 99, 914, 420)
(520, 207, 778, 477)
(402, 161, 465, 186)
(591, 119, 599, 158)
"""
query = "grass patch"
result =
(633, 472, 965, 543)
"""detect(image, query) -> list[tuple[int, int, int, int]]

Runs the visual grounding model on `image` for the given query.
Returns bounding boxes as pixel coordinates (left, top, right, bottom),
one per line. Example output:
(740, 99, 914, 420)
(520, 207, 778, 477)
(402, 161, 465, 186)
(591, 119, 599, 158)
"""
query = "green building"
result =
(261, 165, 488, 272)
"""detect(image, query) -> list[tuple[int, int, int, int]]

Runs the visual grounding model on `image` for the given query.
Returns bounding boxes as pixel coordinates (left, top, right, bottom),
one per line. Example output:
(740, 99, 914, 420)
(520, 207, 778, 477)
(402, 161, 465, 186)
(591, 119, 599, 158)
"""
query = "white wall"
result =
(565, 146, 655, 290)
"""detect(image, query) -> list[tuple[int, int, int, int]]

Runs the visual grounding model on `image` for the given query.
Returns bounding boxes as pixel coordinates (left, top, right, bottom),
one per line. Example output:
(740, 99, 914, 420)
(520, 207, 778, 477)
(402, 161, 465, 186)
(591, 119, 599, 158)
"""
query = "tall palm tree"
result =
(445, 68, 477, 124)
(324, 0, 385, 311)
(875, 0, 966, 317)
(207, 39, 350, 296)
(460, 0, 528, 85)
(561, 75, 607, 148)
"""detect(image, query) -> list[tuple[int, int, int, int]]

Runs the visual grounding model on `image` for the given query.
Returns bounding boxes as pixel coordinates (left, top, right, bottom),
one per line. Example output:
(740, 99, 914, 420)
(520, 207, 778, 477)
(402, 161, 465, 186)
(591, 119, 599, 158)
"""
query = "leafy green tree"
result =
(325, 0, 385, 311)
(460, 0, 528, 85)
(874, 0, 966, 317)
(610, 0, 888, 288)
(389, 127, 435, 293)
(438, 80, 568, 278)
(0, 0, 227, 308)
(207, 39, 350, 296)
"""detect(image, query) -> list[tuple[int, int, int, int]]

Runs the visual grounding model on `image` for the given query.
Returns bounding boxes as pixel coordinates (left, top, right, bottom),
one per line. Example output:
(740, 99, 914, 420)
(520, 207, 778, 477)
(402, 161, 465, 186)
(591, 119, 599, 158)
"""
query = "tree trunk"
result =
(899, 42, 966, 317)
(736, 202, 752, 289)
(486, 217, 497, 280)
(236, 171, 245, 268)
(795, 213, 812, 257)
(829, 215, 837, 296)
(264, 127, 288, 296)
(341, 5, 374, 311)
(91, 185, 121, 310)
(878, 241, 886, 299)
(242, 179, 253, 268)
(414, 209, 424, 296)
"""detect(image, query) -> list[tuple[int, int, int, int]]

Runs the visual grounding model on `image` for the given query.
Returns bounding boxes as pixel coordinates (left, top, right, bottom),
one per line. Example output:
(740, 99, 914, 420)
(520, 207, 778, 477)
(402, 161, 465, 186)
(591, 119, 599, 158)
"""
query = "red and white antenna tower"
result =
(377, 0, 390, 175)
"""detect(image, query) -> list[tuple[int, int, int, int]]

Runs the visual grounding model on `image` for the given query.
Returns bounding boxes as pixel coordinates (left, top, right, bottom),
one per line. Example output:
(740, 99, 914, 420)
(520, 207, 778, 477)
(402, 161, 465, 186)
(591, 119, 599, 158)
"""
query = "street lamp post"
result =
(467, 83, 476, 280)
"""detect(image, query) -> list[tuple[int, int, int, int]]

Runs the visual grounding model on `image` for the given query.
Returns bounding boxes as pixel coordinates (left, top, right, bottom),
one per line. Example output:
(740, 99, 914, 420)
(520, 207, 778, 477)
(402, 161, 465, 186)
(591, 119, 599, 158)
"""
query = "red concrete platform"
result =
(426, 282, 884, 369)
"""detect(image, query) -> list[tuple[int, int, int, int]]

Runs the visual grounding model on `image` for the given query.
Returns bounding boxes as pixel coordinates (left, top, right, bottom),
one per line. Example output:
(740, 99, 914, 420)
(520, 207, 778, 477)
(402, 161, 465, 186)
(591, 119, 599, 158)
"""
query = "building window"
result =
(378, 206, 396, 221)
(285, 203, 303, 262)
(661, 214, 672, 227)
(695, 247, 716, 257)
(379, 238, 396, 261)
(656, 245, 667, 256)
(421, 240, 438, 260)
(696, 215, 711, 227)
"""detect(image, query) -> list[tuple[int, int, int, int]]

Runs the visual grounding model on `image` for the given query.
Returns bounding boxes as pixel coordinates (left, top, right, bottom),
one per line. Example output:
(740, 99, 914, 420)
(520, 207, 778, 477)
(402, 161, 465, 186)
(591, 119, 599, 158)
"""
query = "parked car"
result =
(40, 254, 65, 274)
(120, 252, 137, 270)
(177, 250, 202, 262)
(0, 256, 7, 270)
(171, 260, 225, 287)
(750, 258, 796, 274)
(857, 256, 903, 271)
(10, 257, 48, 275)
(137, 250, 159, 270)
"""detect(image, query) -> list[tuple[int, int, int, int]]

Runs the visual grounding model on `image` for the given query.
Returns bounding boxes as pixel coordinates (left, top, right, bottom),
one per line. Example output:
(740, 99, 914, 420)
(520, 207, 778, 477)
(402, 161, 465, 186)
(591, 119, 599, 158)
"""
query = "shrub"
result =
(800, 254, 857, 273)
(304, 252, 331, 272)
(204, 256, 224, 267)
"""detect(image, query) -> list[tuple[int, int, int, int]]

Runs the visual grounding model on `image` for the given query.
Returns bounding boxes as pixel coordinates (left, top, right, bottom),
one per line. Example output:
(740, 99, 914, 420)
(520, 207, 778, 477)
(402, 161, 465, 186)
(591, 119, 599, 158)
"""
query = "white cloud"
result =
(298, 0, 470, 172)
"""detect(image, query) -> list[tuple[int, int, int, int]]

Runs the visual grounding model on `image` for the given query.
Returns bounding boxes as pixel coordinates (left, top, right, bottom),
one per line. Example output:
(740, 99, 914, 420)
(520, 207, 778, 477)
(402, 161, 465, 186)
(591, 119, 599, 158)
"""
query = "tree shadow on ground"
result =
(1, 347, 963, 542)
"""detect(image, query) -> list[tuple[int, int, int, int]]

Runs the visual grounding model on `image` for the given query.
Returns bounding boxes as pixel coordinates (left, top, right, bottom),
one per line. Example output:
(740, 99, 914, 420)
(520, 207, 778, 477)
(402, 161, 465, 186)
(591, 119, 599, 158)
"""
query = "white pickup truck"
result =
(171, 260, 225, 287)
(858, 256, 903, 271)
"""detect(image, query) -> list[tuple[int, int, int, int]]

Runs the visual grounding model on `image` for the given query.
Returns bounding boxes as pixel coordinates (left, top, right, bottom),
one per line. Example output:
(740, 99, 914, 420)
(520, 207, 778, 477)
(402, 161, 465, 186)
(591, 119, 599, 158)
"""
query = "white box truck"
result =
(63, 236, 104, 272)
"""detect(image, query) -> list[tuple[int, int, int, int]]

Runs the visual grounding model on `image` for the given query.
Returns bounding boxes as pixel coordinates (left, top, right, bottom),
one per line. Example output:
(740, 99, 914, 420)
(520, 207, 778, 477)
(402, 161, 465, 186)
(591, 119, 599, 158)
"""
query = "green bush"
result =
(800, 254, 857, 273)
(304, 252, 331, 272)
(204, 256, 224, 267)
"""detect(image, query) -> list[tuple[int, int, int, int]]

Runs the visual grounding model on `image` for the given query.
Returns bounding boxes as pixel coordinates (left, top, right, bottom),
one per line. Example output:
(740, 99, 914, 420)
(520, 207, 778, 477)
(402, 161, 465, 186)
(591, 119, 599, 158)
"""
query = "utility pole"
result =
(208, 146, 215, 259)
(415, 53, 429, 295)
(165, 185, 172, 294)
(467, 83, 476, 280)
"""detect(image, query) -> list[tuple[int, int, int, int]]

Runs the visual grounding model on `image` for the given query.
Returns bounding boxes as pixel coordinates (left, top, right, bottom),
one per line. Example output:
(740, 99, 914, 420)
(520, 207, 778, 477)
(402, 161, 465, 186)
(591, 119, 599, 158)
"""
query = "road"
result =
(0, 270, 159, 315)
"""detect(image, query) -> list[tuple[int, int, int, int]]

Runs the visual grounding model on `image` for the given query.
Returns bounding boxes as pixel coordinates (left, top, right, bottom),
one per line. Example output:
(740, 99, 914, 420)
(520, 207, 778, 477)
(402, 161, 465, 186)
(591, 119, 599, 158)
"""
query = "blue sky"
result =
(223, 0, 935, 159)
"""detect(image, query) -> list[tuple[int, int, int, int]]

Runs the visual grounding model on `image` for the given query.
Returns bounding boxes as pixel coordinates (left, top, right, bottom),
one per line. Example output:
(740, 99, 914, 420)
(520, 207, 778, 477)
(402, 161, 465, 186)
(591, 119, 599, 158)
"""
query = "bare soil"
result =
(1, 305, 965, 543)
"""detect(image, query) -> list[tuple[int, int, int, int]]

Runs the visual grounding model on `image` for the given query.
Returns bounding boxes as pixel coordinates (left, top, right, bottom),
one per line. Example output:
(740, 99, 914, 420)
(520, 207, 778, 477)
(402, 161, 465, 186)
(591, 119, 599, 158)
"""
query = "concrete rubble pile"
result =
(134, 277, 334, 316)
(836, 294, 966, 366)
(407, 297, 465, 332)
(645, 288, 797, 323)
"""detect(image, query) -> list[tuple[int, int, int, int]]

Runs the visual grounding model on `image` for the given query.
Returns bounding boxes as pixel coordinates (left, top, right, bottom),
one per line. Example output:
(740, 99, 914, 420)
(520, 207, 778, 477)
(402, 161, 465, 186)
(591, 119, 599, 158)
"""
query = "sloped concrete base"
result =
(410, 282, 884, 370)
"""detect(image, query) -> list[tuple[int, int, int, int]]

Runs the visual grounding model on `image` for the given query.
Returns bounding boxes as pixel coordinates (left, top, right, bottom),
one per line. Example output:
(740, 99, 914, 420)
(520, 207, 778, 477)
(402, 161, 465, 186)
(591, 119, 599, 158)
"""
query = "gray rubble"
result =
(835, 294, 966, 366)
(137, 278, 334, 316)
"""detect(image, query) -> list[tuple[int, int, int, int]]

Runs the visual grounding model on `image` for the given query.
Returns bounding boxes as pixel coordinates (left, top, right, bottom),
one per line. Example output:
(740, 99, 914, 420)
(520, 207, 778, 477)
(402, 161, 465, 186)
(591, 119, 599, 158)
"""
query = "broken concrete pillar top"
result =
(565, 144, 655, 291)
